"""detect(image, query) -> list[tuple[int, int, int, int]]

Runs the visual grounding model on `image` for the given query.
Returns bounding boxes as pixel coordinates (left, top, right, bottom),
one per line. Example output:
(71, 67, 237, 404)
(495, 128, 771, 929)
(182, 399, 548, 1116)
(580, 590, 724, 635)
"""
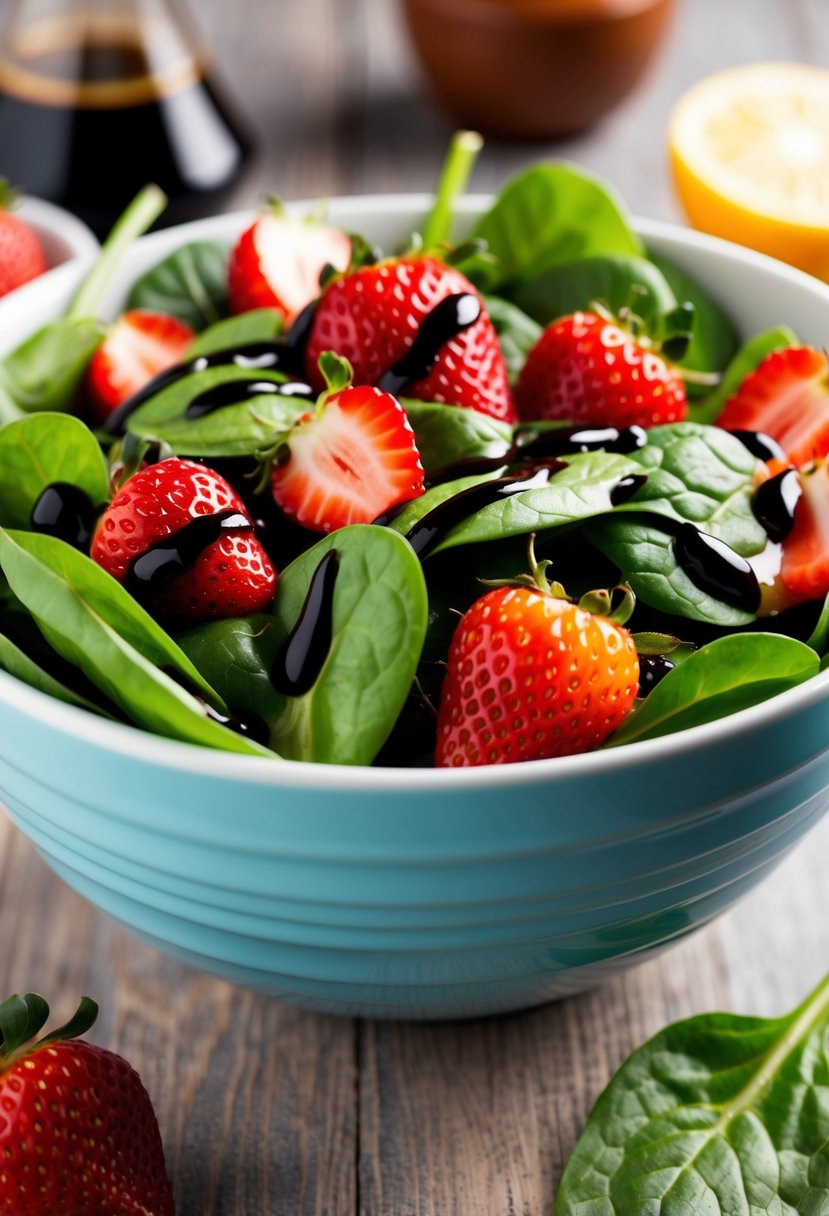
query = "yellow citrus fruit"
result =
(669, 63, 829, 280)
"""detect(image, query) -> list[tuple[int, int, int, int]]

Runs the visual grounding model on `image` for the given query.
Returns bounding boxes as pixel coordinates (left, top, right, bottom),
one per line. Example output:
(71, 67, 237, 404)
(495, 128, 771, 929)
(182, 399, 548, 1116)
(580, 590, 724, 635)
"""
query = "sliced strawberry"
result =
(718, 346, 829, 467)
(781, 459, 829, 602)
(271, 385, 425, 532)
(85, 309, 194, 423)
(228, 213, 352, 322)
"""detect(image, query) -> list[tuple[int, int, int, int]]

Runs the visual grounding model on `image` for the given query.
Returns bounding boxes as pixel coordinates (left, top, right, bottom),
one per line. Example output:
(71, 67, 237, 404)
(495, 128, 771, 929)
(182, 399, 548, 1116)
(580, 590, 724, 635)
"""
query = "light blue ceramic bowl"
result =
(1, 197, 829, 1020)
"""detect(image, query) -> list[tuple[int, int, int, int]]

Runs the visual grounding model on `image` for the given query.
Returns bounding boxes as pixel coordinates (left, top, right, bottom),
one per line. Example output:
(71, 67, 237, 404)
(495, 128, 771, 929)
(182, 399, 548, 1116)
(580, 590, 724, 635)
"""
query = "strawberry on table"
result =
(515, 308, 688, 429)
(85, 309, 195, 424)
(270, 353, 425, 532)
(92, 458, 276, 623)
(0, 180, 47, 298)
(436, 551, 639, 767)
(305, 255, 516, 423)
(0, 992, 174, 1215)
(717, 345, 829, 467)
(228, 205, 352, 322)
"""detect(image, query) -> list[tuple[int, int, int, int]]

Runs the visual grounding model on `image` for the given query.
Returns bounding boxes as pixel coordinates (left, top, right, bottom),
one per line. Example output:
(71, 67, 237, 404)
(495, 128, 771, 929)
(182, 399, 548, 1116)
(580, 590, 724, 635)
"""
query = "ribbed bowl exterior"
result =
(1, 202, 829, 1018)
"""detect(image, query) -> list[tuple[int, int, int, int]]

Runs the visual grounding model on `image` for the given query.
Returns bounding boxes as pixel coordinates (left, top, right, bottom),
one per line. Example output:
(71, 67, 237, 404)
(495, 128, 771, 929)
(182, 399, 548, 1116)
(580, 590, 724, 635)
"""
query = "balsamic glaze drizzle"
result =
(377, 293, 481, 396)
(729, 429, 787, 464)
(30, 483, 99, 551)
(751, 468, 802, 543)
(271, 549, 340, 696)
(638, 654, 675, 696)
(513, 423, 648, 460)
(123, 508, 252, 601)
(185, 378, 314, 420)
(610, 473, 648, 507)
(669, 521, 761, 614)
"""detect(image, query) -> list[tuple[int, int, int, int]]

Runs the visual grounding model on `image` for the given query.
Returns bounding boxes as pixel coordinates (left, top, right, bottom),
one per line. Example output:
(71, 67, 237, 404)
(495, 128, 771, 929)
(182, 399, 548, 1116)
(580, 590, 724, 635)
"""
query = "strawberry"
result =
(717, 345, 829, 467)
(85, 310, 195, 424)
(515, 309, 688, 429)
(0, 181, 47, 298)
(0, 992, 173, 1215)
(92, 458, 276, 623)
(304, 256, 516, 423)
(781, 459, 829, 602)
(270, 356, 424, 532)
(435, 562, 639, 767)
(228, 209, 352, 322)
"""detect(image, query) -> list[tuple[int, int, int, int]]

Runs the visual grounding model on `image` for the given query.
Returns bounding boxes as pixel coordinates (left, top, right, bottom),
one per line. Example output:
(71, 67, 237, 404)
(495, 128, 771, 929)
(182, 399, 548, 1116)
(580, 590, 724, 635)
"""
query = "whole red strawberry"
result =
(515, 309, 687, 429)
(436, 561, 639, 767)
(228, 207, 352, 323)
(0, 182, 47, 298)
(92, 458, 276, 623)
(0, 992, 174, 1215)
(717, 345, 829, 467)
(85, 309, 195, 424)
(305, 256, 516, 423)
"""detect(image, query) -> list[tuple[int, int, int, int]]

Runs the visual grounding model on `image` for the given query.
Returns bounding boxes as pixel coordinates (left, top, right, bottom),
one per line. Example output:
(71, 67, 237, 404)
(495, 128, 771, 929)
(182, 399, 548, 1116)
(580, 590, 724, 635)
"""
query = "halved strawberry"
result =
(270, 376, 424, 533)
(718, 346, 829, 467)
(781, 459, 829, 602)
(85, 309, 194, 424)
(228, 211, 352, 322)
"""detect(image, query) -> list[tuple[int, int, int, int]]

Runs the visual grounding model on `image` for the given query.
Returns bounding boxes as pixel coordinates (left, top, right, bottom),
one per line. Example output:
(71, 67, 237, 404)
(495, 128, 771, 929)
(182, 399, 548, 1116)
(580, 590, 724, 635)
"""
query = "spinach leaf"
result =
(482, 296, 542, 379)
(0, 629, 108, 715)
(0, 319, 107, 415)
(177, 615, 286, 723)
(186, 308, 284, 359)
(555, 971, 829, 1216)
(125, 366, 305, 457)
(0, 529, 270, 755)
(691, 326, 797, 425)
(649, 250, 739, 383)
(511, 253, 677, 329)
(610, 634, 818, 746)
(466, 164, 641, 293)
(269, 526, 428, 764)
(402, 400, 513, 477)
(387, 473, 501, 536)
(806, 590, 829, 655)
(0, 414, 110, 529)
(127, 241, 230, 330)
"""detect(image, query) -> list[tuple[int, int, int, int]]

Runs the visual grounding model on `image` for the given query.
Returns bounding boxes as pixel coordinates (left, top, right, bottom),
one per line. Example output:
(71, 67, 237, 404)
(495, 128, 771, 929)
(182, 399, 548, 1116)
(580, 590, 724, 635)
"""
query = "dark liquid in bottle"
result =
(0, 14, 252, 237)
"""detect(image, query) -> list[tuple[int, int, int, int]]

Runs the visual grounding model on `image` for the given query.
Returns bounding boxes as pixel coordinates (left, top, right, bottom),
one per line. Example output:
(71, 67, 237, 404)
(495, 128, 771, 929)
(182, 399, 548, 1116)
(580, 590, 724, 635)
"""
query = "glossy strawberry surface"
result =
(718, 345, 829, 467)
(85, 309, 195, 422)
(0, 209, 47, 298)
(228, 214, 352, 322)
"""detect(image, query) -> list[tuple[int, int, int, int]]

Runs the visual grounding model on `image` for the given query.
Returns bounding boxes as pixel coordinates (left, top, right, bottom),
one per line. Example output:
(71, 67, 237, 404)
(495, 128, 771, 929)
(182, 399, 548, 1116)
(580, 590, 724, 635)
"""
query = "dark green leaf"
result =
(806, 590, 829, 655)
(0, 414, 110, 529)
(0, 993, 50, 1055)
(466, 164, 641, 293)
(39, 996, 99, 1046)
(186, 308, 284, 358)
(555, 971, 829, 1216)
(510, 253, 677, 329)
(649, 250, 739, 383)
(125, 366, 305, 457)
(127, 240, 230, 330)
(387, 473, 501, 537)
(0, 319, 106, 415)
(610, 634, 818, 746)
(177, 615, 286, 723)
(690, 326, 797, 424)
(402, 399, 513, 477)
(269, 526, 428, 764)
(0, 530, 270, 754)
(0, 630, 108, 715)
(482, 296, 543, 379)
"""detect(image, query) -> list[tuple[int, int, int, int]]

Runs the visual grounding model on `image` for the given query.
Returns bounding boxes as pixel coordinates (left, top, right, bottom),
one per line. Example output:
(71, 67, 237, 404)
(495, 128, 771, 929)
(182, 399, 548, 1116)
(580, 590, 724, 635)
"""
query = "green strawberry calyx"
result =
(0, 992, 99, 1070)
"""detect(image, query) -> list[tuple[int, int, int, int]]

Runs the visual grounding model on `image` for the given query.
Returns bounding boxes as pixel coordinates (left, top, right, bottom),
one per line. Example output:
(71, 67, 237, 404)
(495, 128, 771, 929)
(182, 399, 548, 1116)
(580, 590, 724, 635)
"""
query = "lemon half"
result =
(669, 62, 829, 280)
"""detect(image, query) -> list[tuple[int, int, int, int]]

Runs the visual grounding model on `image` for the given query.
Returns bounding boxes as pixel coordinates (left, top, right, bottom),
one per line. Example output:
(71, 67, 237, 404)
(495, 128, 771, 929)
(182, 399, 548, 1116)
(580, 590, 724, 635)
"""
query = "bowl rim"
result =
(2, 194, 829, 791)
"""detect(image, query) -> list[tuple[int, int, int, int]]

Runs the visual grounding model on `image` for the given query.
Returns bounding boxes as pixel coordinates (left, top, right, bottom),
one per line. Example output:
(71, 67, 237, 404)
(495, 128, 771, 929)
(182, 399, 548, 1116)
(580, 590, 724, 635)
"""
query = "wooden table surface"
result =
(3, 0, 829, 1212)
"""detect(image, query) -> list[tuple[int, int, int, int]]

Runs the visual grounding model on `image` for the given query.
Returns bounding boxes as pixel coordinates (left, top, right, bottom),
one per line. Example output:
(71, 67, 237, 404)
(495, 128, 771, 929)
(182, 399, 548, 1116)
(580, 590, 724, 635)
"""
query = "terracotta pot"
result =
(401, 0, 676, 140)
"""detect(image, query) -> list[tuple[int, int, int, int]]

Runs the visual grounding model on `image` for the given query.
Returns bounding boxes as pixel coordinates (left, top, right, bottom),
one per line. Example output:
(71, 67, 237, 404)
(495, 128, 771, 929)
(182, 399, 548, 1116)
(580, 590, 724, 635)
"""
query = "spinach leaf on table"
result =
(127, 240, 230, 330)
(402, 400, 513, 477)
(269, 525, 428, 765)
(0, 414, 110, 529)
(186, 308, 284, 359)
(464, 164, 642, 293)
(510, 253, 677, 330)
(610, 634, 818, 746)
(0, 529, 270, 755)
(690, 325, 797, 425)
(556, 972, 829, 1216)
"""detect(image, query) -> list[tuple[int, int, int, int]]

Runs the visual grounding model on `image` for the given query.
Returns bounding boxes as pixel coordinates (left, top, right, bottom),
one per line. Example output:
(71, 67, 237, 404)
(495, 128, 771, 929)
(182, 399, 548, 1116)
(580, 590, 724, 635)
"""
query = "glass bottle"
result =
(0, 0, 253, 236)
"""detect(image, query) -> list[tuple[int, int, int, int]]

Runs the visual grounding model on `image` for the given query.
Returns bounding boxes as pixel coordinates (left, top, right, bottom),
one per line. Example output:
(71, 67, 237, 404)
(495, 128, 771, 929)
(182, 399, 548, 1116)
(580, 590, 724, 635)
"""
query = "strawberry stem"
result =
(421, 130, 483, 251)
(0, 178, 19, 212)
(67, 184, 167, 321)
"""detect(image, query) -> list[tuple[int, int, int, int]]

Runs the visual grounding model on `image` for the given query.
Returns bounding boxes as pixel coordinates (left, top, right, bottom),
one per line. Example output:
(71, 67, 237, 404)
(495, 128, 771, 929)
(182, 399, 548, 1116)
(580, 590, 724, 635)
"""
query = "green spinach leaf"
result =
(482, 296, 543, 379)
(0, 319, 107, 415)
(649, 250, 739, 383)
(610, 634, 818, 746)
(466, 164, 641, 292)
(806, 590, 829, 655)
(186, 308, 284, 359)
(402, 400, 513, 477)
(177, 615, 286, 723)
(269, 526, 428, 764)
(511, 253, 677, 329)
(0, 414, 110, 529)
(0, 629, 108, 716)
(127, 241, 230, 330)
(691, 326, 797, 425)
(556, 972, 829, 1216)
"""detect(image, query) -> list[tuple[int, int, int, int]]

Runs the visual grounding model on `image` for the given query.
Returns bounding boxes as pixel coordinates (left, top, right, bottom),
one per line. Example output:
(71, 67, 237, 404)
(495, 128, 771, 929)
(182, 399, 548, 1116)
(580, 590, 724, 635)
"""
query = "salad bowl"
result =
(1, 197, 829, 1019)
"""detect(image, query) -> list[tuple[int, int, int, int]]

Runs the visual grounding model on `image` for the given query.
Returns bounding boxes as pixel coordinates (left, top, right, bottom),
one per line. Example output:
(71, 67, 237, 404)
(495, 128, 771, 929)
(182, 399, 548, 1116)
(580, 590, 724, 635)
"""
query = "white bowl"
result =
(8, 196, 98, 301)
